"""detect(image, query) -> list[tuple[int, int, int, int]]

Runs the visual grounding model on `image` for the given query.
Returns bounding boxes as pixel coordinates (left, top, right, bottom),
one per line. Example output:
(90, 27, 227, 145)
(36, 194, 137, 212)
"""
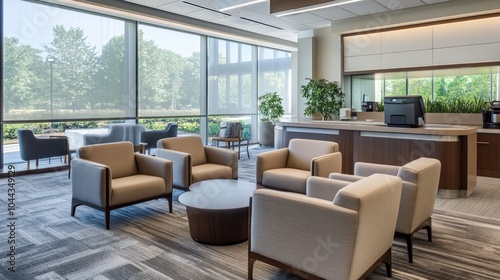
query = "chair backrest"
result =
(108, 124, 145, 146)
(286, 139, 339, 171)
(157, 136, 207, 166)
(397, 157, 441, 231)
(218, 121, 242, 138)
(165, 123, 178, 137)
(334, 174, 402, 279)
(77, 141, 138, 179)
(18, 129, 37, 160)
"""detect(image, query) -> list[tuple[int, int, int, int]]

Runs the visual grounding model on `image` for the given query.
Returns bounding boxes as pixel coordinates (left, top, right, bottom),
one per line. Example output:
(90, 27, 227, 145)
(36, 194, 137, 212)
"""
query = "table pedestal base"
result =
(186, 206, 248, 245)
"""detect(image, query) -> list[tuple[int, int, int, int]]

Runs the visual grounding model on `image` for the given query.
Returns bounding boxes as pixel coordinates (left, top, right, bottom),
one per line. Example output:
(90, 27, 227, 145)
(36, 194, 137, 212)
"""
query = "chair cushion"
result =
(287, 139, 339, 171)
(78, 142, 138, 179)
(111, 174, 165, 206)
(262, 168, 310, 193)
(192, 164, 233, 183)
(159, 136, 207, 166)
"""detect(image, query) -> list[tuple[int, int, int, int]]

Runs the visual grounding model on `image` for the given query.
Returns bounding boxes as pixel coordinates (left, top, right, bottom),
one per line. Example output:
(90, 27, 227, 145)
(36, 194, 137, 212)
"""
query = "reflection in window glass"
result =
(138, 24, 201, 117)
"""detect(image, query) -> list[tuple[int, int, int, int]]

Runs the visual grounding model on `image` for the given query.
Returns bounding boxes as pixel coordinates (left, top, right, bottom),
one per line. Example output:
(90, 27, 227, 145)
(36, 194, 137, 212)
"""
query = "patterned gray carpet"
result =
(1, 146, 500, 279)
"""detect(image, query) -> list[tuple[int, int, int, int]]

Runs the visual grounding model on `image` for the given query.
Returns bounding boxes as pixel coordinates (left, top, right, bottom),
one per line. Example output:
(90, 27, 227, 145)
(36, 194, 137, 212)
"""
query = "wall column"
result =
(297, 31, 316, 120)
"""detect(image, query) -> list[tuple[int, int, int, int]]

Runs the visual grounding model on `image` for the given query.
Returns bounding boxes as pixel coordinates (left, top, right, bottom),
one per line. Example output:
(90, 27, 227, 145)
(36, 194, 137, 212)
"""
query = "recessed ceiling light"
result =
(276, 0, 364, 17)
(220, 0, 267, 12)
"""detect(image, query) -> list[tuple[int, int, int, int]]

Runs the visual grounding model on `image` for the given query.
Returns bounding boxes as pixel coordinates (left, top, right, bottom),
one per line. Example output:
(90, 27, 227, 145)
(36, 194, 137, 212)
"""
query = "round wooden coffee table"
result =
(178, 179, 256, 245)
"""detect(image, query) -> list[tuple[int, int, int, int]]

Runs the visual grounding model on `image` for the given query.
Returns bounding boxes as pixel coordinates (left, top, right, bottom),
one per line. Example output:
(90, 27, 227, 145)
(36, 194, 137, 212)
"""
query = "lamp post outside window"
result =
(46, 55, 55, 120)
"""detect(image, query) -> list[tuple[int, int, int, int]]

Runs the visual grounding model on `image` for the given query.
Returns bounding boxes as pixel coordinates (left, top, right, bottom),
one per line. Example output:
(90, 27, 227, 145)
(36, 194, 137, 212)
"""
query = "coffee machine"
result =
(491, 101, 500, 128)
(361, 94, 377, 112)
(483, 101, 500, 128)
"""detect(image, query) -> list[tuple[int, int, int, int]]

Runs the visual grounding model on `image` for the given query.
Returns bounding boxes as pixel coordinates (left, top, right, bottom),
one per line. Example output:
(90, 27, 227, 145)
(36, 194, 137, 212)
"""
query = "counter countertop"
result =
(478, 128, 500, 134)
(277, 121, 477, 136)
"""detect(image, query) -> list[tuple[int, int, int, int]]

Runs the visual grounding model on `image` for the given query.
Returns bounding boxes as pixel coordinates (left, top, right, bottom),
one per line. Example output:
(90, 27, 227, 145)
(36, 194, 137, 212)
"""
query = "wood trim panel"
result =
(477, 133, 500, 178)
(411, 140, 462, 191)
(281, 126, 474, 196)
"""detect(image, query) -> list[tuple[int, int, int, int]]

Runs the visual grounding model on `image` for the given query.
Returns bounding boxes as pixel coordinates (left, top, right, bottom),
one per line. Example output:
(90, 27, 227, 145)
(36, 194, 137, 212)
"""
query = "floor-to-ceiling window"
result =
(1, 0, 293, 166)
(137, 24, 205, 140)
(2, 0, 134, 165)
(207, 38, 257, 141)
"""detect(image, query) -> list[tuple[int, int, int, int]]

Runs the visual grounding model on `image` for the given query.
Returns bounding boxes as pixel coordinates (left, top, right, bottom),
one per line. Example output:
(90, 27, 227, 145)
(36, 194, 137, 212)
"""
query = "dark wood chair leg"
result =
(71, 200, 78, 216)
(248, 256, 256, 280)
(426, 225, 432, 242)
(406, 234, 413, 263)
(384, 250, 392, 278)
(105, 210, 111, 230)
(168, 195, 173, 213)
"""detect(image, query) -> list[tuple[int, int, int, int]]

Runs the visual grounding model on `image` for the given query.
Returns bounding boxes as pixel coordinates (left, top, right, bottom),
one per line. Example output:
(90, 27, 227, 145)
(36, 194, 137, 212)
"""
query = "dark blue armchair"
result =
(140, 123, 178, 154)
(18, 129, 71, 177)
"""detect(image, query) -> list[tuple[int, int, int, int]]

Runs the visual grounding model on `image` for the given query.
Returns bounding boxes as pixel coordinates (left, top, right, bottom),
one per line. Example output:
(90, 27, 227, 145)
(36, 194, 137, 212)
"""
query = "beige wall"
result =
(313, 27, 342, 83)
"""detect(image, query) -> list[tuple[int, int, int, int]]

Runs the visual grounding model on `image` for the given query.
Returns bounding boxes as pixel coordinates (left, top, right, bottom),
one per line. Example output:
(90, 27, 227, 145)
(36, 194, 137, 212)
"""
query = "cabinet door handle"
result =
(477, 142, 489, 145)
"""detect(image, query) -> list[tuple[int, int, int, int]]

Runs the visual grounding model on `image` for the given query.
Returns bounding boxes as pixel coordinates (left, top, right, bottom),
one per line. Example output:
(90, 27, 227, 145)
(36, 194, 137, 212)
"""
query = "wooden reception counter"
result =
(275, 121, 477, 198)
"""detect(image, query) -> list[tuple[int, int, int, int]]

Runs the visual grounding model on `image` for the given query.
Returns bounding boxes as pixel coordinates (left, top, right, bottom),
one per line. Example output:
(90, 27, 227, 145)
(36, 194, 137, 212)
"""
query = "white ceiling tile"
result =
(246, 2, 270, 13)
(156, 1, 203, 14)
(375, 0, 425, 10)
(305, 20, 333, 29)
(309, 6, 358, 20)
(281, 13, 328, 24)
(340, 0, 390, 15)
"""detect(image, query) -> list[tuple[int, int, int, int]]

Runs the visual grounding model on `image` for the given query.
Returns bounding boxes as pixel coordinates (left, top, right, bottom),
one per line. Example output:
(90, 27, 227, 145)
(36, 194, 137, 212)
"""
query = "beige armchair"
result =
(330, 157, 441, 263)
(156, 136, 238, 191)
(256, 138, 342, 193)
(249, 174, 402, 280)
(71, 141, 173, 230)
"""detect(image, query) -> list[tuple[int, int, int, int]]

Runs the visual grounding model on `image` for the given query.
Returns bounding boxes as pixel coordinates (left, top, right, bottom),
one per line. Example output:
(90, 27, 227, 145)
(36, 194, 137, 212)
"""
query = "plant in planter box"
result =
(301, 78, 345, 120)
(258, 92, 284, 146)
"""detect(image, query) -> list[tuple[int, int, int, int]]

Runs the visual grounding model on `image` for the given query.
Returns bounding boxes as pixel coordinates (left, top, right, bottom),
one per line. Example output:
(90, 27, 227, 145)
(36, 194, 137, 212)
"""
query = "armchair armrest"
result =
(256, 148, 289, 184)
(135, 153, 173, 192)
(306, 177, 351, 201)
(250, 189, 358, 276)
(311, 152, 342, 177)
(71, 158, 110, 207)
(354, 162, 400, 177)
(328, 173, 365, 182)
(156, 148, 191, 189)
(204, 146, 238, 179)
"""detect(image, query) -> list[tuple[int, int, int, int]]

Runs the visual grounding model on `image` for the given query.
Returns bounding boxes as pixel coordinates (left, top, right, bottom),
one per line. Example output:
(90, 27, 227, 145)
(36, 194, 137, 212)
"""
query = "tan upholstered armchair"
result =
(71, 141, 173, 229)
(330, 157, 441, 263)
(249, 174, 402, 280)
(256, 138, 342, 193)
(156, 136, 238, 191)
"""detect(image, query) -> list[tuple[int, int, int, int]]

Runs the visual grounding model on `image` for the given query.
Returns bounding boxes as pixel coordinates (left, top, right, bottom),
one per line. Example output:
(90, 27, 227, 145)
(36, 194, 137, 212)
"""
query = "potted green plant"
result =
(301, 78, 345, 120)
(258, 92, 284, 147)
